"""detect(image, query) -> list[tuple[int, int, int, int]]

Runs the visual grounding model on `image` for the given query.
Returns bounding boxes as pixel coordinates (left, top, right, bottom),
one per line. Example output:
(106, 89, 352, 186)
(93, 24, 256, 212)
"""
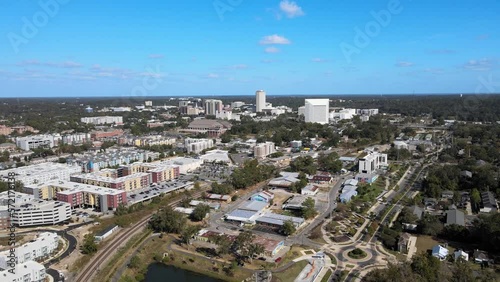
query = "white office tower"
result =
(304, 99, 330, 124)
(255, 90, 266, 112)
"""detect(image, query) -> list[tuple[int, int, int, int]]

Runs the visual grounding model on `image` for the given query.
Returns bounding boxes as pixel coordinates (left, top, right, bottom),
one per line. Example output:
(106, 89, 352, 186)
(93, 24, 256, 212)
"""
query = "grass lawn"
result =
(307, 224, 327, 245)
(279, 245, 307, 265)
(415, 235, 453, 255)
(321, 269, 332, 282)
(273, 260, 308, 282)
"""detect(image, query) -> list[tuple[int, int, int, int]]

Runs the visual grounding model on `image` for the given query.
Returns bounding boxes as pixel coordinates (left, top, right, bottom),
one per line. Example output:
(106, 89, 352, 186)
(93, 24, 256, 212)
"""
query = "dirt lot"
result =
(268, 188, 293, 210)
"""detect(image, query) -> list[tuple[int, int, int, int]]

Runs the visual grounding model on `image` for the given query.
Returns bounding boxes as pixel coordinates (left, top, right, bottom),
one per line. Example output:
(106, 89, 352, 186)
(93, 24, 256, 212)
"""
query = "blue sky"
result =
(0, 0, 499, 97)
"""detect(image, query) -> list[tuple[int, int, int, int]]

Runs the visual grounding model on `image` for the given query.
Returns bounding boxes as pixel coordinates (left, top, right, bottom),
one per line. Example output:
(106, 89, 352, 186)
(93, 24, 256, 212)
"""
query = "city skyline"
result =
(0, 0, 499, 97)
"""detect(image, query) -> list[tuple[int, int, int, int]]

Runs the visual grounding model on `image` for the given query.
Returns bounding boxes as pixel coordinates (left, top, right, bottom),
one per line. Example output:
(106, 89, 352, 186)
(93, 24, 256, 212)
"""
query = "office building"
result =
(9, 200, 71, 227)
(185, 138, 214, 154)
(145, 101, 153, 107)
(0, 163, 81, 186)
(81, 116, 123, 125)
(255, 90, 266, 112)
(231, 101, 245, 108)
(0, 232, 60, 269)
(304, 99, 329, 124)
(254, 142, 276, 159)
(0, 261, 46, 282)
(358, 151, 388, 174)
(204, 99, 223, 116)
(16, 135, 57, 151)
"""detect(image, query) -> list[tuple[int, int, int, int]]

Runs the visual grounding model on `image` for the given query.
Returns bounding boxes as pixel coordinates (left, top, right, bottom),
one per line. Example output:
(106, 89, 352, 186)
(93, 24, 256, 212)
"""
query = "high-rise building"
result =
(255, 90, 266, 112)
(204, 99, 223, 116)
(304, 99, 330, 124)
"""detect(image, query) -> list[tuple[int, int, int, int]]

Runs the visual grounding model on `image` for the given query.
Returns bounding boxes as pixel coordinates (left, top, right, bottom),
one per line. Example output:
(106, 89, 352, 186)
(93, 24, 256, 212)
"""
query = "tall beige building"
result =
(255, 90, 266, 112)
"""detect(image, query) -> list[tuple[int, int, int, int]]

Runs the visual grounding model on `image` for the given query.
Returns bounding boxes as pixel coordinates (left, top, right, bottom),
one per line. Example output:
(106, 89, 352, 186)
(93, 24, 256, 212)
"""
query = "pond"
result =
(144, 262, 224, 282)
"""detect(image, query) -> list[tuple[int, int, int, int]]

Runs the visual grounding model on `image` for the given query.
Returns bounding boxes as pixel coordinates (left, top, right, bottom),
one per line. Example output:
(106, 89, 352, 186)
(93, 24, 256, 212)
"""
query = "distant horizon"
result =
(0, 92, 499, 99)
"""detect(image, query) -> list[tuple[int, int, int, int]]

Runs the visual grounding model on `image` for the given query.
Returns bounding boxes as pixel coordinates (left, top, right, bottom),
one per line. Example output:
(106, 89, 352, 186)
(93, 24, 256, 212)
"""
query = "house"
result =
(397, 233, 411, 253)
(355, 172, 378, 184)
(431, 245, 449, 261)
(301, 184, 319, 196)
(441, 190, 454, 200)
(342, 184, 357, 193)
(268, 172, 300, 188)
(409, 205, 423, 220)
(473, 249, 489, 264)
(424, 198, 438, 208)
(445, 209, 465, 226)
(250, 191, 275, 203)
(403, 206, 423, 231)
(205, 193, 232, 203)
(480, 191, 498, 213)
(339, 190, 358, 203)
(312, 172, 333, 184)
(454, 250, 469, 261)
(460, 170, 472, 178)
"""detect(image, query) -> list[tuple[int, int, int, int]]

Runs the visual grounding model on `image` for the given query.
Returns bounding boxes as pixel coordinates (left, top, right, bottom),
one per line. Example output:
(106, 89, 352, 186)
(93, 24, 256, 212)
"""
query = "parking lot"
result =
(192, 163, 233, 182)
(127, 179, 194, 205)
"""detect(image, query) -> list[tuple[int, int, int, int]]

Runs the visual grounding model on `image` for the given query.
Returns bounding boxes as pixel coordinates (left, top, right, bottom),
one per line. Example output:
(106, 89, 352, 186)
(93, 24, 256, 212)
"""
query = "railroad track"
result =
(75, 190, 205, 282)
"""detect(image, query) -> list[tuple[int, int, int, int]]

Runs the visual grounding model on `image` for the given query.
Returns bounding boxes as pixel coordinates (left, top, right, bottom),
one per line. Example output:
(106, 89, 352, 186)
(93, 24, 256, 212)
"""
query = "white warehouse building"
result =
(185, 138, 214, 154)
(304, 99, 330, 124)
(80, 116, 123, 125)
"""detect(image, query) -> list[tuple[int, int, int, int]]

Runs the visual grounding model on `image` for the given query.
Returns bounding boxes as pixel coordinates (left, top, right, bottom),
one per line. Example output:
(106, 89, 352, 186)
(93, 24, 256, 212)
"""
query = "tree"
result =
(190, 204, 210, 221)
(471, 188, 481, 211)
(148, 206, 187, 234)
(180, 225, 200, 245)
(80, 234, 98, 254)
(317, 152, 342, 173)
(290, 156, 317, 175)
(114, 204, 129, 216)
(232, 231, 256, 261)
(128, 255, 140, 269)
(302, 197, 317, 219)
(280, 220, 296, 236)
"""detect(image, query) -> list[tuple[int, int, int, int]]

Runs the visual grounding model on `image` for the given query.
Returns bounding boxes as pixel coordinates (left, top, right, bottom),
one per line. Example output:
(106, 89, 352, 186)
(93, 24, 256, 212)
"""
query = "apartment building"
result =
(9, 200, 71, 227)
(70, 147, 157, 172)
(90, 129, 124, 141)
(254, 142, 276, 159)
(0, 163, 81, 186)
(0, 232, 60, 268)
(81, 116, 123, 125)
(356, 109, 379, 116)
(119, 162, 180, 183)
(0, 261, 46, 282)
(204, 99, 223, 116)
(70, 171, 150, 191)
(62, 133, 91, 145)
(185, 138, 214, 154)
(0, 125, 37, 136)
(24, 180, 127, 211)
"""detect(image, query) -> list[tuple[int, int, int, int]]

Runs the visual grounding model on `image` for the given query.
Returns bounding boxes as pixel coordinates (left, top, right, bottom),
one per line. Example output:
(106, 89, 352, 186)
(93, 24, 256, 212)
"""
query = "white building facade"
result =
(304, 99, 329, 124)
(0, 232, 60, 268)
(358, 152, 388, 174)
(16, 135, 56, 151)
(0, 261, 46, 282)
(10, 201, 71, 227)
(184, 138, 214, 154)
(80, 116, 123, 125)
(0, 163, 81, 186)
(256, 90, 266, 112)
(204, 100, 223, 116)
(254, 142, 276, 159)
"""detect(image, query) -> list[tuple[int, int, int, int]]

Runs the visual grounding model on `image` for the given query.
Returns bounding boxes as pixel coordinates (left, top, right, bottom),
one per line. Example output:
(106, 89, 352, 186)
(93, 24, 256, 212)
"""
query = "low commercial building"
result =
(445, 208, 465, 226)
(268, 172, 300, 188)
(255, 212, 305, 229)
(157, 157, 203, 174)
(0, 163, 81, 186)
(0, 261, 46, 282)
(200, 150, 231, 163)
(95, 225, 119, 242)
(311, 172, 333, 184)
(250, 191, 274, 203)
(355, 172, 379, 184)
(24, 180, 127, 211)
(10, 200, 71, 227)
(301, 184, 319, 196)
(205, 193, 232, 203)
(0, 232, 60, 268)
(339, 190, 358, 203)
(282, 195, 309, 210)
(81, 116, 123, 125)
(189, 200, 220, 210)
(15, 135, 58, 151)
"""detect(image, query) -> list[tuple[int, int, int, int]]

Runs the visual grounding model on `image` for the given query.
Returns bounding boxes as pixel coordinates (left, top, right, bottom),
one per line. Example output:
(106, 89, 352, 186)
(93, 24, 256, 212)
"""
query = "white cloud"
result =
(311, 58, 329, 63)
(395, 61, 414, 67)
(17, 60, 82, 68)
(206, 73, 219, 78)
(279, 0, 305, 18)
(462, 58, 495, 71)
(259, 34, 291, 45)
(265, 47, 280, 53)
(149, 54, 164, 59)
